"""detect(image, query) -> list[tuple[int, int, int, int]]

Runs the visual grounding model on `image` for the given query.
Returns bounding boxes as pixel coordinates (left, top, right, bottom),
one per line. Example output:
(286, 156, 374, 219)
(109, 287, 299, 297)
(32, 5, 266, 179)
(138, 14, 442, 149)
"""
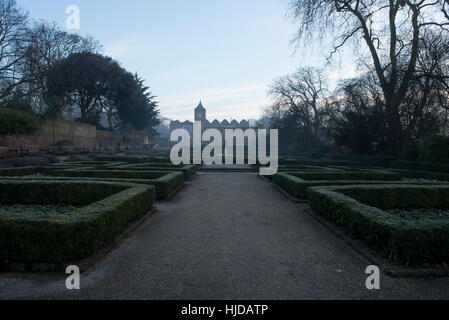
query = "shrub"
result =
(1, 98, 34, 114)
(0, 108, 39, 135)
(54, 139, 75, 147)
(122, 134, 132, 145)
(419, 135, 449, 164)
(0, 180, 155, 264)
(307, 184, 449, 265)
(389, 160, 449, 174)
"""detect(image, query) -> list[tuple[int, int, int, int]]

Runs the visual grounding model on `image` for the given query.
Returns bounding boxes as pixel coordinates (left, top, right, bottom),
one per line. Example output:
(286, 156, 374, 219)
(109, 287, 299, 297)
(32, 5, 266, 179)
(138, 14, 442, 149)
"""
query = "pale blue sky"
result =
(18, 0, 357, 121)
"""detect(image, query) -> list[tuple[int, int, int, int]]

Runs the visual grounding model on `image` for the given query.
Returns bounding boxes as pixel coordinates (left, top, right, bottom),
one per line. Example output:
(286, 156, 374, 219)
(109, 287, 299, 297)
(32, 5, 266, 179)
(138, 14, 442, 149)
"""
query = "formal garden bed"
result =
(0, 158, 188, 200)
(272, 172, 405, 200)
(281, 170, 401, 181)
(388, 169, 449, 181)
(12, 171, 184, 200)
(0, 165, 97, 176)
(50, 168, 174, 179)
(94, 155, 171, 163)
(0, 180, 155, 268)
(278, 158, 363, 167)
(277, 165, 346, 172)
(112, 163, 197, 180)
(389, 160, 449, 174)
(270, 170, 402, 199)
(50, 161, 128, 169)
(307, 184, 449, 271)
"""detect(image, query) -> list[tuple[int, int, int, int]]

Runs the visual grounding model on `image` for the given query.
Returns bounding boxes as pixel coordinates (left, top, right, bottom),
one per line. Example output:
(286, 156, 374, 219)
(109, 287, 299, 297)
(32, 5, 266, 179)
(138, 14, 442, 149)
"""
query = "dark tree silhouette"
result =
(45, 52, 122, 125)
(288, 0, 449, 154)
(0, 0, 28, 99)
(46, 52, 160, 135)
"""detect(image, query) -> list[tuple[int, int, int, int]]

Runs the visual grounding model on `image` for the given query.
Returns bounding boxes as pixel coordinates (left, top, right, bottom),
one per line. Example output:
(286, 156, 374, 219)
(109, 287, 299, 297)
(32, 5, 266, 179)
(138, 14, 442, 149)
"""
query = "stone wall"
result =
(96, 130, 144, 147)
(0, 119, 144, 148)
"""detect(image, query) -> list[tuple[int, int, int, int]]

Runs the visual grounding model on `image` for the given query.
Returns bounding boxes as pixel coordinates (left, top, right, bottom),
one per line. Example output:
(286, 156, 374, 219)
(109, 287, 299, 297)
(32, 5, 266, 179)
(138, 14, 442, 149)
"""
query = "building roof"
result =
(195, 101, 206, 111)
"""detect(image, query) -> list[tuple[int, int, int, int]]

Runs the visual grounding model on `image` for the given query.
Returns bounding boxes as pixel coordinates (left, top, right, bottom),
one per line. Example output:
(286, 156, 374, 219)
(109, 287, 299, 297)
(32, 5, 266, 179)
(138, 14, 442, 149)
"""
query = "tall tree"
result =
(21, 21, 100, 113)
(0, 0, 28, 99)
(115, 73, 160, 136)
(334, 74, 387, 154)
(269, 67, 328, 144)
(45, 52, 123, 125)
(288, 0, 449, 154)
(46, 53, 160, 135)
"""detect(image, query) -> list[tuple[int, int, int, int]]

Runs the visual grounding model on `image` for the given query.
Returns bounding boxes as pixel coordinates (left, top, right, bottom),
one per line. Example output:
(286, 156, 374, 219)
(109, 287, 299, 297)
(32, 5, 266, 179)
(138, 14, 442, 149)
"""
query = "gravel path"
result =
(1, 172, 449, 299)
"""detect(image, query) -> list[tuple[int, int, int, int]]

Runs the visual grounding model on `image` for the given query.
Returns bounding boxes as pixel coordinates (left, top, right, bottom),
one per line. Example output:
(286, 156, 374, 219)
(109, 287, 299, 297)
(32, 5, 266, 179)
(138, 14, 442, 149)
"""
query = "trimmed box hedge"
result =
(117, 163, 183, 169)
(0, 165, 95, 177)
(283, 170, 401, 181)
(29, 171, 184, 200)
(112, 164, 197, 180)
(51, 169, 171, 180)
(272, 172, 405, 200)
(94, 155, 171, 164)
(262, 165, 344, 181)
(307, 184, 449, 265)
(388, 169, 449, 181)
(0, 180, 155, 264)
(276, 165, 346, 172)
(0, 166, 41, 177)
(389, 160, 449, 174)
(279, 158, 362, 167)
(54, 161, 128, 169)
(328, 155, 397, 167)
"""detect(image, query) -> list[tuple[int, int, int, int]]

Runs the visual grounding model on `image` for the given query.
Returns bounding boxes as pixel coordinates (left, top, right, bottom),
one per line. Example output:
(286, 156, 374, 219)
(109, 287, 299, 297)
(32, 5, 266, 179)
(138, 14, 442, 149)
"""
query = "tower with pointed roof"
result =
(195, 101, 206, 122)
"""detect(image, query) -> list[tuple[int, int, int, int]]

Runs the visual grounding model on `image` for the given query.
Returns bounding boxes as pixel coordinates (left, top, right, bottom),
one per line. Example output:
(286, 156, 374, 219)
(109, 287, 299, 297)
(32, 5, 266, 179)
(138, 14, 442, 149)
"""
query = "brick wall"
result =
(0, 119, 144, 148)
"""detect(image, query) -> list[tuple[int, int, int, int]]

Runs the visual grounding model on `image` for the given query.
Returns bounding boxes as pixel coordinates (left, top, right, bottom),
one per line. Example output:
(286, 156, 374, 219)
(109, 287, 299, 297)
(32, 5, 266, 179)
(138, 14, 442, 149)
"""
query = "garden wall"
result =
(0, 119, 144, 148)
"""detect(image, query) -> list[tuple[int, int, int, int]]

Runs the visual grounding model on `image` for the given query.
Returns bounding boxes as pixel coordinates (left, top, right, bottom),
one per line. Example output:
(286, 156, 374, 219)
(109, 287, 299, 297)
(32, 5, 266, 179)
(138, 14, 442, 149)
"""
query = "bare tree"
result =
(21, 21, 100, 113)
(0, 0, 28, 99)
(269, 67, 328, 138)
(401, 30, 449, 146)
(288, 0, 449, 152)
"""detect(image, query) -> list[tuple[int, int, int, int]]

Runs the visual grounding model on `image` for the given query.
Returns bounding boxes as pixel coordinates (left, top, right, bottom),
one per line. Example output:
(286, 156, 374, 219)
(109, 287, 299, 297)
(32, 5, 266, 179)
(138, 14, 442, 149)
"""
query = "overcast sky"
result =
(18, 0, 358, 122)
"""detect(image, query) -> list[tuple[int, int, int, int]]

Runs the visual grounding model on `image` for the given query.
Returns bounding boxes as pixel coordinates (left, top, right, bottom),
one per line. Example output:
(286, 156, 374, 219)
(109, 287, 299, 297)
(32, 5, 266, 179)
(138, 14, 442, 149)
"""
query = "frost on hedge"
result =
(308, 184, 449, 265)
(0, 180, 155, 264)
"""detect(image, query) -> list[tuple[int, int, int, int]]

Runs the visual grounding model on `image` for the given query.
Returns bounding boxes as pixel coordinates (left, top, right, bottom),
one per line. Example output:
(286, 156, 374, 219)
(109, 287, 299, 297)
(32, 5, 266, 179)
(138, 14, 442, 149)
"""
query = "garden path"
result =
(1, 172, 449, 299)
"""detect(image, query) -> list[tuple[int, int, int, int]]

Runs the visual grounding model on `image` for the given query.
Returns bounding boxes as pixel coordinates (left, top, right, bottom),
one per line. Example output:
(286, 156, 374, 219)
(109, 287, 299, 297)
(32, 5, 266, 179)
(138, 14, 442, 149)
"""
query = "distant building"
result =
(170, 101, 254, 137)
